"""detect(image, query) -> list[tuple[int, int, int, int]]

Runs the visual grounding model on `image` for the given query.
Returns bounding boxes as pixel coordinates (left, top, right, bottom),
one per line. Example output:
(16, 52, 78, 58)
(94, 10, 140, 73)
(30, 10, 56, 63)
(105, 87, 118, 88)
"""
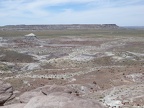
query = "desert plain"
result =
(0, 25, 144, 108)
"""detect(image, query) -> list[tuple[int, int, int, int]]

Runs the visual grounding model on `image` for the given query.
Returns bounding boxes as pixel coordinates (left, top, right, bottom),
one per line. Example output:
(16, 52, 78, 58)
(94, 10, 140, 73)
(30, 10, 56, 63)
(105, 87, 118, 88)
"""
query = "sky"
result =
(0, 0, 144, 26)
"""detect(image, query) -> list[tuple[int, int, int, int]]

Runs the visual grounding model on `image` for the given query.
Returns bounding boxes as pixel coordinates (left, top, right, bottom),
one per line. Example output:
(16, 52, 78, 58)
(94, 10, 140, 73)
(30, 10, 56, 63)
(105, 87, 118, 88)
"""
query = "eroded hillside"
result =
(0, 29, 144, 108)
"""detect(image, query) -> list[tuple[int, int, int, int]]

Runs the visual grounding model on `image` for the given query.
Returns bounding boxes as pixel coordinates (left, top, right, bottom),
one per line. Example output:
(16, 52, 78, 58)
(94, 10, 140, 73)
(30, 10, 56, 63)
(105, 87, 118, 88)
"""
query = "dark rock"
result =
(0, 81, 14, 106)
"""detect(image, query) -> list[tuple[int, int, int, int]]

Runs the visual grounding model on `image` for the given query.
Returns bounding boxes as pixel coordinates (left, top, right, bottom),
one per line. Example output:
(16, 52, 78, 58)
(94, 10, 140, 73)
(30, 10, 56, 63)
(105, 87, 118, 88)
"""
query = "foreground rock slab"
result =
(0, 104, 25, 108)
(19, 84, 96, 103)
(24, 93, 105, 108)
(0, 81, 14, 106)
(1, 93, 105, 108)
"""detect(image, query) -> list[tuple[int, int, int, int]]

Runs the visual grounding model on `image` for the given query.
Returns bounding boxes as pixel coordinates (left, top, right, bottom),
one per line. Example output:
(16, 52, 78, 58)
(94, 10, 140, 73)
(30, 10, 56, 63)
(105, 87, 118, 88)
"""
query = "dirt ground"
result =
(0, 29, 144, 108)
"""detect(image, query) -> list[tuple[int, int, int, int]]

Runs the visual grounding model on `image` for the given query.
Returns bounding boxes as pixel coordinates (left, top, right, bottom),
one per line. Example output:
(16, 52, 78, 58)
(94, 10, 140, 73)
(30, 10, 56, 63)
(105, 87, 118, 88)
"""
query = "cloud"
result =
(0, 0, 144, 26)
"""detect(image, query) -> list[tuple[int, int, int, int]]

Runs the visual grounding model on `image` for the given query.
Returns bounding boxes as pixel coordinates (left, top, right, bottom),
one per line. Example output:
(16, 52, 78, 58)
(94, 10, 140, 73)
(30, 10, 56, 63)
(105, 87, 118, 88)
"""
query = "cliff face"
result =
(0, 24, 119, 30)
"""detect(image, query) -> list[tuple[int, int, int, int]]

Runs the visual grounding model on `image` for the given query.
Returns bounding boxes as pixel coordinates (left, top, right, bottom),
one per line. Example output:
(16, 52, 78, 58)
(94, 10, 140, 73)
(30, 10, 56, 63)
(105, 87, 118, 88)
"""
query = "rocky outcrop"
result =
(0, 81, 14, 106)
(19, 85, 74, 103)
(1, 93, 105, 108)
(0, 93, 105, 108)
(0, 84, 106, 108)
(19, 91, 43, 103)
(19, 84, 97, 103)
(24, 93, 105, 108)
(0, 24, 119, 30)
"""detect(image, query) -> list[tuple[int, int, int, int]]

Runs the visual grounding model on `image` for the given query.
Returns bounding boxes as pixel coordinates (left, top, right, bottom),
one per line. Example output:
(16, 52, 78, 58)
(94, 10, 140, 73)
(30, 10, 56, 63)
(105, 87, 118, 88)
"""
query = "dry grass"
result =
(0, 29, 144, 38)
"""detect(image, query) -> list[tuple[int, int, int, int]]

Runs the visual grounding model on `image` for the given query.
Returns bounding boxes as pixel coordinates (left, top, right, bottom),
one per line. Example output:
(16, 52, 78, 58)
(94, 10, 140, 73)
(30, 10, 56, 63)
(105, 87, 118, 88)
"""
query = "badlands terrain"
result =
(0, 25, 144, 108)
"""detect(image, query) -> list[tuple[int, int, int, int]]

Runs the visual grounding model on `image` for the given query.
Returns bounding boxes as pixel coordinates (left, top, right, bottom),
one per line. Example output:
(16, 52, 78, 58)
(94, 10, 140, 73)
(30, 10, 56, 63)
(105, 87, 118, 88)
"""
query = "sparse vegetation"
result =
(0, 27, 144, 108)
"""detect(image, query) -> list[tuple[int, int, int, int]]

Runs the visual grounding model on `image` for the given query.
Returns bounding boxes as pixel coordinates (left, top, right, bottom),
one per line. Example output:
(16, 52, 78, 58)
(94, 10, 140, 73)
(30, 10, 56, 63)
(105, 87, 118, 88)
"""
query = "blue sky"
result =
(0, 0, 144, 26)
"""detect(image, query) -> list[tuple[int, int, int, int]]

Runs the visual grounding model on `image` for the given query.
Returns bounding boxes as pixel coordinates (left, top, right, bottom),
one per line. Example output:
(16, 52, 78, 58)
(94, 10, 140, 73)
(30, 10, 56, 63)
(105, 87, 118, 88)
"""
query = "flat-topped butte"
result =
(0, 24, 119, 30)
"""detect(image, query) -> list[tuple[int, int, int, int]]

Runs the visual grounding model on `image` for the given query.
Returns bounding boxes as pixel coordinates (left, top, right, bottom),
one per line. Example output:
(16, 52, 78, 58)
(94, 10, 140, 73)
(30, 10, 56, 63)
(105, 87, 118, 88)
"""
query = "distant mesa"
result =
(0, 24, 119, 30)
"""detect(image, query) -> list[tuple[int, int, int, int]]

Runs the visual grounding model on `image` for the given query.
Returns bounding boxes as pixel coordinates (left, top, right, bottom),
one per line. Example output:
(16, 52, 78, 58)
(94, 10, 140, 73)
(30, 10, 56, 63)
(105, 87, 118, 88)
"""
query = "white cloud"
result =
(42, 5, 144, 26)
(0, 0, 144, 26)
